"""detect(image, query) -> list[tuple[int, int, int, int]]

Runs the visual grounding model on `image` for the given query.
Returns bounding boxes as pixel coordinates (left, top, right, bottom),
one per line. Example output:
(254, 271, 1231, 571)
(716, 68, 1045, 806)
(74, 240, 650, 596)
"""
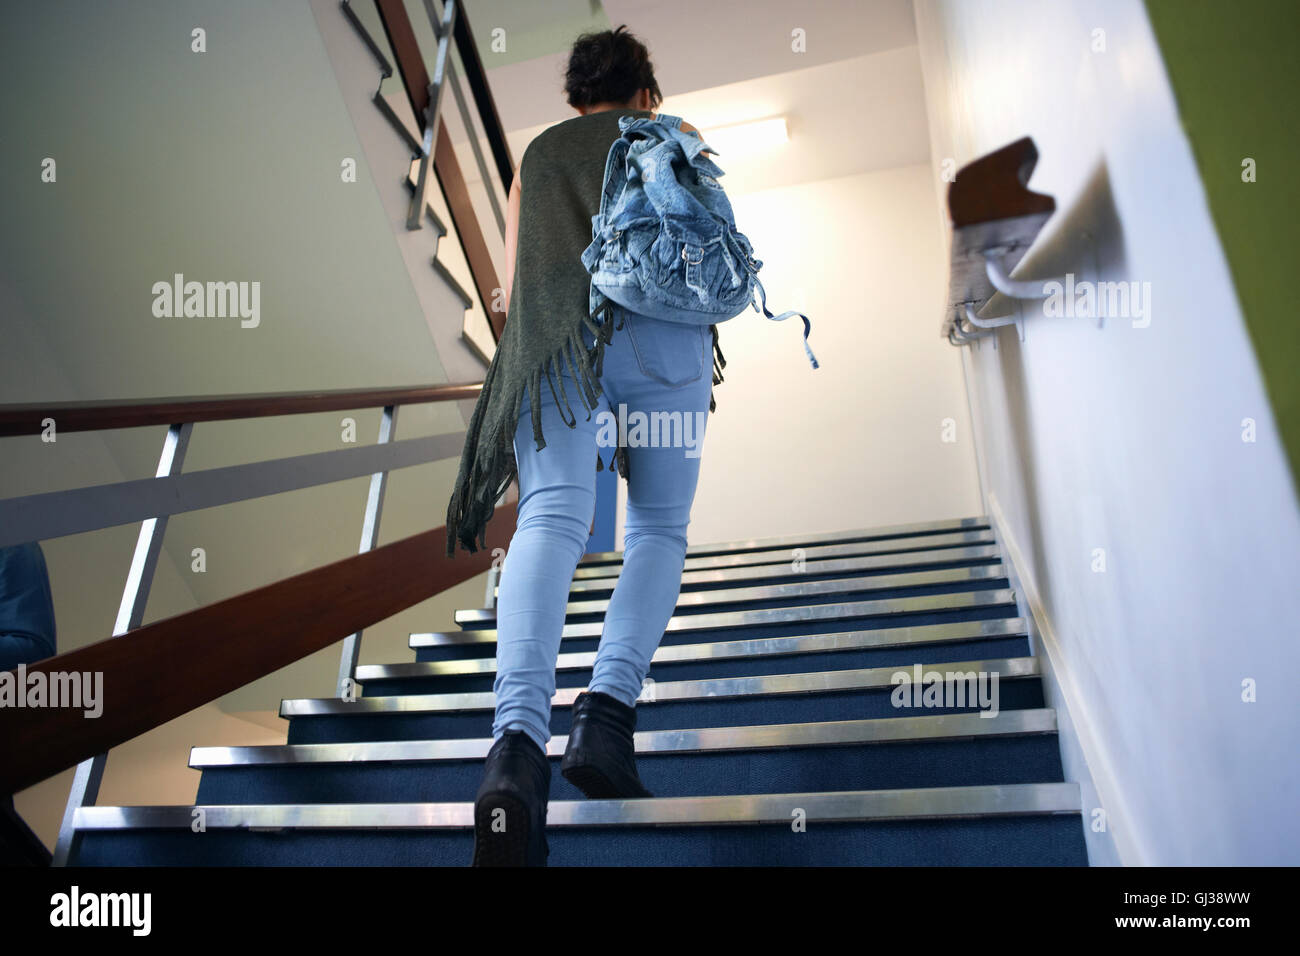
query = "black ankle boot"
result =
(472, 730, 551, 866)
(561, 690, 653, 798)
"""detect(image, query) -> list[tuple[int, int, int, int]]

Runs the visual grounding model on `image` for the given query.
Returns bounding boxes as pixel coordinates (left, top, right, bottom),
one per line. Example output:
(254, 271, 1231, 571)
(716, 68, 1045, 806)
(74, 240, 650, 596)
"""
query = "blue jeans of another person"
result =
(492, 311, 714, 750)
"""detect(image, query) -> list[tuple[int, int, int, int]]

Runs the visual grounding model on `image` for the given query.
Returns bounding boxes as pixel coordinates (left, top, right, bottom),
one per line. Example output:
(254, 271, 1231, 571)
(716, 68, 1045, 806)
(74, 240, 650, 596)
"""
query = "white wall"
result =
(914, 0, 1300, 865)
(650, 163, 983, 546)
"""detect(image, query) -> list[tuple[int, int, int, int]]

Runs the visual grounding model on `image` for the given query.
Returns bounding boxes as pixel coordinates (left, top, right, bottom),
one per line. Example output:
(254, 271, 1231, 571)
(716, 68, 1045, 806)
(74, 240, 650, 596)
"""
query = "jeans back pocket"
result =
(623, 314, 708, 387)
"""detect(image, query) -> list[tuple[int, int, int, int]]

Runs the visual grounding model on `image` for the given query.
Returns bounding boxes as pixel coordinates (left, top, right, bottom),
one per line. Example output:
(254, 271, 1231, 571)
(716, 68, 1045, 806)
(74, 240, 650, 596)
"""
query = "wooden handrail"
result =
(375, 0, 509, 341)
(451, 7, 516, 192)
(0, 381, 483, 438)
(0, 500, 516, 796)
(435, 117, 507, 340)
(947, 136, 1055, 228)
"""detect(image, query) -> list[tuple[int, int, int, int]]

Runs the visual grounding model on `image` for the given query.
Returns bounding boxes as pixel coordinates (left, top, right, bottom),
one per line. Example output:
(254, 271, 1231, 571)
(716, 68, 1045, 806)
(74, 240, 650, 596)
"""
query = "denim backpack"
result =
(581, 113, 819, 369)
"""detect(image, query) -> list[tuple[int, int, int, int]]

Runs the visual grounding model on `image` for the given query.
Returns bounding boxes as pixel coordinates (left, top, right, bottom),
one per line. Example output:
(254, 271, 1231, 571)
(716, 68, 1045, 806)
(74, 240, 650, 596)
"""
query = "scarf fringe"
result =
(446, 299, 625, 557)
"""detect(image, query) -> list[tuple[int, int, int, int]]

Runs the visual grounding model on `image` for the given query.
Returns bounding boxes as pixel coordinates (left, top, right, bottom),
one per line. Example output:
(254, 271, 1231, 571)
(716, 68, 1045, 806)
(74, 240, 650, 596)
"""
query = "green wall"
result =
(1145, 0, 1300, 493)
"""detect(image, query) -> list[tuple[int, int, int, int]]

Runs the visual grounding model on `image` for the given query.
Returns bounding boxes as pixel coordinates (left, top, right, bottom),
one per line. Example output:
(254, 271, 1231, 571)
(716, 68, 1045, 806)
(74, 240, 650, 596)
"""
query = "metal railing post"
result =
(52, 421, 193, 866)
(335, 405, 397, 698)
(406, 0, 457, 230)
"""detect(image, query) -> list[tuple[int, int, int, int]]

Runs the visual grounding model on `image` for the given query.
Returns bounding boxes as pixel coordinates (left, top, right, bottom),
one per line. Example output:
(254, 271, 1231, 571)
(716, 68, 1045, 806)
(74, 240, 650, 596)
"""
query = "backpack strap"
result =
(738, 257, 819, 370)
(595, 134, 631, 223)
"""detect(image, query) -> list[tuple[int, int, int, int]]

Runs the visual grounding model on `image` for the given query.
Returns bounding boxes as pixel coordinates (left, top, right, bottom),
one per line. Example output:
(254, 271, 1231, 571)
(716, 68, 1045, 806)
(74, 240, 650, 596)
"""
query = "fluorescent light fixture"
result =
(698, 116, 789, 158)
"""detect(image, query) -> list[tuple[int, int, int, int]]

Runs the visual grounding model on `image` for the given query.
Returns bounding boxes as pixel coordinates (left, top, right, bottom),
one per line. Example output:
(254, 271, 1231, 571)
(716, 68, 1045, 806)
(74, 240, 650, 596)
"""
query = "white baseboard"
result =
(986, 491, 1136, 867)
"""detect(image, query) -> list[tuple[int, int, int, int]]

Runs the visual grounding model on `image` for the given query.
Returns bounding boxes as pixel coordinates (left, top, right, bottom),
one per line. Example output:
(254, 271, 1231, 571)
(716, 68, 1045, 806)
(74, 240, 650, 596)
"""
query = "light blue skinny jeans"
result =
(492, 311, 714, 750)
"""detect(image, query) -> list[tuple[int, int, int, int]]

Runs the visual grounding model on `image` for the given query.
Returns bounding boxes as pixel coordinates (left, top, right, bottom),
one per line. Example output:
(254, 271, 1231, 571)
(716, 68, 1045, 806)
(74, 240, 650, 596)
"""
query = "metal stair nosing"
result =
(578, 516, 992, 565)
(73, 782, 1082, 834)
(456, 563, 1012, 626)
(566, 544, 1004, 595)
(190, 709, 1058, 770)
(393, 617, 1029, 680)
(282, 655, 1042, 718)
(573, 531, 999, 580)
(409, 588, 1020, 650)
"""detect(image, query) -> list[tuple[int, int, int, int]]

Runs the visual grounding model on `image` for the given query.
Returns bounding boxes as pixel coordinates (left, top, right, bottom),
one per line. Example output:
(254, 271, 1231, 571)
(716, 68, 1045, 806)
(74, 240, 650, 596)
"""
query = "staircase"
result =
(68, 516, 1089, 866)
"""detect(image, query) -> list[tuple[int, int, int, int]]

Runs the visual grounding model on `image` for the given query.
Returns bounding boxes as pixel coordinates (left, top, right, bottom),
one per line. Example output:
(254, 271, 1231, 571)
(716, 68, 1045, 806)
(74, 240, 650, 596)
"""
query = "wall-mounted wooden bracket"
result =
(943, 137, 1057, 345)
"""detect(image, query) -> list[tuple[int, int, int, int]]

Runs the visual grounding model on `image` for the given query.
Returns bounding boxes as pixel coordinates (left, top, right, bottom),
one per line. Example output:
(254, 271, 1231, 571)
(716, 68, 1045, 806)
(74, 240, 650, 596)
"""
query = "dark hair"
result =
(564, 24, 662, 110)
